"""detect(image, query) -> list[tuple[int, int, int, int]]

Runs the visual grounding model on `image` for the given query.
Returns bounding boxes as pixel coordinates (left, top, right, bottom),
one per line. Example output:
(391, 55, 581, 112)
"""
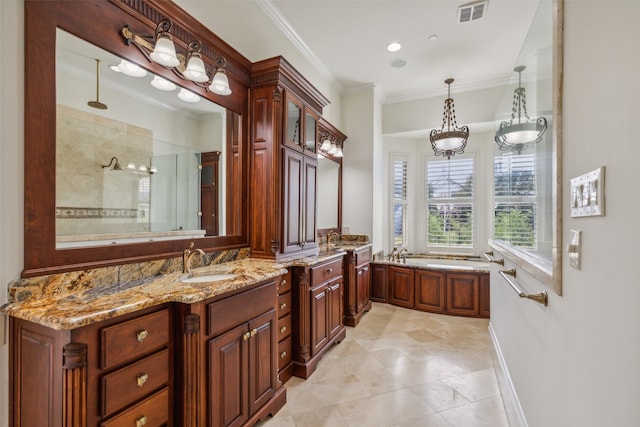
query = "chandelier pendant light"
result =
(429, 78, 469, 159)
(495, 65, 547, 154)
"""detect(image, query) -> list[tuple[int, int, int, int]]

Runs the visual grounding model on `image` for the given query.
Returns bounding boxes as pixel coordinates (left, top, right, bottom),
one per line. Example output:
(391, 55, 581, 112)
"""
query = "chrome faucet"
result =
(183, 242, 205, 274)
(327, 231, 340, 250)
(388, 247, 398, 262)
(398, 248, 408, 263)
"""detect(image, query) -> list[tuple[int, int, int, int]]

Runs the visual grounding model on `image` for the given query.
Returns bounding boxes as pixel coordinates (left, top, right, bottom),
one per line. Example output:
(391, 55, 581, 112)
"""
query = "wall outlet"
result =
(342, 225, 351, 235)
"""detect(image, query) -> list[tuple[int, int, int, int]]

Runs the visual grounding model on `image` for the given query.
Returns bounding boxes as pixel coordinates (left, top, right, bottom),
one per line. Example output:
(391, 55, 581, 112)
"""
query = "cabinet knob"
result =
(358, 270, 363, 275)
(136, 373, 149, 388)
(242, 331, 251, 341)
(136, 330, 148, 343)
(280, 326, 287, 334)
(279, 279, 287, 289)
(280, 351, 287, 359)
(326, 268, 333, 273)
(280, 303, 287, 310)
(250, 328, 258, 337)
(136, 416, 147, 427)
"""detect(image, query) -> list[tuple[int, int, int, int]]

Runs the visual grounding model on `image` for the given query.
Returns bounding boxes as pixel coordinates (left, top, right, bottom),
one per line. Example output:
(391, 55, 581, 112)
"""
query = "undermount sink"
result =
(180, 273, 237, 284)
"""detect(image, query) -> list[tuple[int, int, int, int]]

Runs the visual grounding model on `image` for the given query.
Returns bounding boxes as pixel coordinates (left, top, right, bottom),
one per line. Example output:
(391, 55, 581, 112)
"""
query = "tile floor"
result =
(258, 302, 510, 427)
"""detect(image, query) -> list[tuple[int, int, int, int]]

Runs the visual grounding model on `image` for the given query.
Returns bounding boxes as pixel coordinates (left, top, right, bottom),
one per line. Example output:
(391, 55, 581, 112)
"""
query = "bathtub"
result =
(375, 255, 489, 272)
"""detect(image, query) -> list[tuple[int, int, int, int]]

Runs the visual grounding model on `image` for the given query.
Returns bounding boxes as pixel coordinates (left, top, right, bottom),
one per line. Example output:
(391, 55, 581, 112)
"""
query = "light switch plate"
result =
(568, 230, 582, 269)
(342, 225, 351, 234)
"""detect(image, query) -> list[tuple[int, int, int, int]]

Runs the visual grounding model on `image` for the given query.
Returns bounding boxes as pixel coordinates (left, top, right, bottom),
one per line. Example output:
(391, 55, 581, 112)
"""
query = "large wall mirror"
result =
(23, 0, 251, 276)
(489, 0, 563, 294)
(316, 119, 345, 236)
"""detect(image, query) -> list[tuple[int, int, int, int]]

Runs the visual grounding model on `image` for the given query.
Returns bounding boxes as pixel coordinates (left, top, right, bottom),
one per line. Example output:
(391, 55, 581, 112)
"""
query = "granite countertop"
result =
(2, 250, 352, 331)
(2, 258, 287, 330)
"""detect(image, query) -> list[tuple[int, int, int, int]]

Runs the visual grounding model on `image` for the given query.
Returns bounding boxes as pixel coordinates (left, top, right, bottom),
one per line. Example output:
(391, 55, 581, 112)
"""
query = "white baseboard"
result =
(489, 322, 528, 427)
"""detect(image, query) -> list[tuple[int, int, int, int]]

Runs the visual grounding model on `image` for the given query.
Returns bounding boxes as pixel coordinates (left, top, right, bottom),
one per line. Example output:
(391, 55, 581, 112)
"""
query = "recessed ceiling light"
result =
(428, 34, 439, 41)
(387, 42, 402, 52)
(391, 58, 408, 69)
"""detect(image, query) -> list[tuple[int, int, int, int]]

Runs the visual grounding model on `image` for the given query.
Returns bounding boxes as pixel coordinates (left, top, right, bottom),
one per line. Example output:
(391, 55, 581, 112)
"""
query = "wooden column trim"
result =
(296, 270, 311, 362)
(62, 343, 87, 427)
(182, 313, 201, 427)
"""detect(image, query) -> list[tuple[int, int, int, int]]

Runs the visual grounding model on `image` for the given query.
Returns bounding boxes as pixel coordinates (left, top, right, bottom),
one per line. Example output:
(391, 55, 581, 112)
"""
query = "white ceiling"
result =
(174, 0, 542, 103)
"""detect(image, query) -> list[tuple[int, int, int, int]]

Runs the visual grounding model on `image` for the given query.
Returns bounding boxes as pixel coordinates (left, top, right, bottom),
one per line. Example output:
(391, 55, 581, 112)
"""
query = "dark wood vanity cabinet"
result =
(343, 246, 372, 326)
(282, 147, 318, 254)
(10, 305, 173, 427)
(290, 256, 346, 379)
(249, 58, 329, 260)
(373, 264, 489, 318)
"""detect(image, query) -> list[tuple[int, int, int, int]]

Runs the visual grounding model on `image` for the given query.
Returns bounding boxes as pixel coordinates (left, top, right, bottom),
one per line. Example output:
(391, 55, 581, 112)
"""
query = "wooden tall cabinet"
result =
(249, 57, 330, 260)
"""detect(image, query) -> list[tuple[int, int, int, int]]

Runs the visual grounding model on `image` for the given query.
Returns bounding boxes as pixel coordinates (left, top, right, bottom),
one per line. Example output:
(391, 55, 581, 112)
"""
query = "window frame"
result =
(390, 153, 409, 250)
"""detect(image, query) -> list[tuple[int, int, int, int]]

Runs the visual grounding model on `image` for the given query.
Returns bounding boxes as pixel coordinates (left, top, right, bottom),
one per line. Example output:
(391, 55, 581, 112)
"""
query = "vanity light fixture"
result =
(121, 18, 232, 95)
(178, 88, 200, 103)
(126, 162, 157, 174)
(318, 131, 344, 158)
(110, 59, 147, 78)
(320, 133, 332, 152)
(494, 65, 547, 154)
(101, 156, 123, 170)
(429, 78, 469, 159)
(150, 75, 177, 91)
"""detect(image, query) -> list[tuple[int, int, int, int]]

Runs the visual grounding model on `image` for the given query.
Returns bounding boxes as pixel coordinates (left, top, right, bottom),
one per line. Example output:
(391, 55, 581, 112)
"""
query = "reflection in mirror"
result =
(317, 155, 340, 230)
(55, 29, 229, 248)
(490, 0, 562, 294)
(287, 100, 301, 146)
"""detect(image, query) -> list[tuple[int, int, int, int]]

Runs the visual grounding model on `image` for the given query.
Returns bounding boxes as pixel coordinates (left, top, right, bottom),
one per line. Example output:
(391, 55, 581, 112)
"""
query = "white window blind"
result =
(425, 157, 474, 248)
(392, 156, 408, 247)
(493, 154, 536, 248)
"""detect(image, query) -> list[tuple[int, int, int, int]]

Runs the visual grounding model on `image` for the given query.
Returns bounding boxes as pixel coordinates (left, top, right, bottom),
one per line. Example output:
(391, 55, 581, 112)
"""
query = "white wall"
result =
(490, 1, 640, 426)
(0, 1, 24, 425)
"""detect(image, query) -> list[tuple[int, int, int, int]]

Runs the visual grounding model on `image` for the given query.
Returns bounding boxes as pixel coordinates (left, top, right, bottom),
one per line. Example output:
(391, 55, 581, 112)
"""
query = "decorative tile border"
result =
(56, 207, 138, 219)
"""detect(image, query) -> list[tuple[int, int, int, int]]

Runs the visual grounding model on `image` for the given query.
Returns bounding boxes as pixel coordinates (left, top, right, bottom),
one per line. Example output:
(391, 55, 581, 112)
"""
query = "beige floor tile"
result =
(262, 303, 509, 427)
(438, 396, 510, 427)
(336, 388, 436, 426)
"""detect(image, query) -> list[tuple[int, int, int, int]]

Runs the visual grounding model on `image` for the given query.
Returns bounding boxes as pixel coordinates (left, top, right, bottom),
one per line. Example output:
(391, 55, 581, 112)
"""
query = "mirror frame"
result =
(23, 0, 252, 277)
(316, 118, 345, 237)
(489, 0, 564, 295)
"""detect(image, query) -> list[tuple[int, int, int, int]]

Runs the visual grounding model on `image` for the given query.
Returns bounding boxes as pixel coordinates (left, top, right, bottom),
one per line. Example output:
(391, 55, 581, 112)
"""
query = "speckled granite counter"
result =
(2, 250, 348, 331)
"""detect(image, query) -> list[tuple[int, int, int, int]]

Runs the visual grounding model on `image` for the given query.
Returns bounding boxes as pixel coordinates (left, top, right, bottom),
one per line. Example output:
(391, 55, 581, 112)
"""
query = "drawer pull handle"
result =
(280, 303, 287, 310)
(250, 328, 258, 337)
(280, 279, 287, 287)
(280, 351, 287, 359)
(136, 415, 147, 427)
(136, 373, 149, 387)
(136, 330, 148, 343)
(242, 331, 251, 341)
(326, 268, 333, 273)
(280, 326, 287, 334)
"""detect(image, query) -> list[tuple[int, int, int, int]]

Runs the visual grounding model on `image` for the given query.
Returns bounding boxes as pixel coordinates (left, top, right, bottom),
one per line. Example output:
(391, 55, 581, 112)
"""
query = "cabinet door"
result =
(285, 96, 303, 150)
(208, 323, 249, 427)
(388, 266, 415, 308)
(248, 310, 277, 415)
(370, 264, 388, 302)
(356, 264, 370, 312)
(415, 270, 446, 313)
(479, 273, 490, 318)
(447, 273, 480, 317)
(310, 284, 328, 356)
(200, 151, 220, 236)
(327, 279, 343, 339)
(282, 148, 303, 253)
(302, 157, 318, 249)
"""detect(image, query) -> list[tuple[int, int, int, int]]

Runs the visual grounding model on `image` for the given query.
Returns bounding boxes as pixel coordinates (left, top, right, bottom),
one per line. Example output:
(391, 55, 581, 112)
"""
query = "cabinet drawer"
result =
(101, 349, 169, 417)
(277, 313, 292, 341)
(277, 274, 291, 294)
(101, 309, 170, 369)
(355, 249, 370, 267)
(310, 258, 342, 283)
(277, 292, 292, 317)
(208, 281, 275, 337)
(101, 387, 169, 427)
(278, 335, 292, 370)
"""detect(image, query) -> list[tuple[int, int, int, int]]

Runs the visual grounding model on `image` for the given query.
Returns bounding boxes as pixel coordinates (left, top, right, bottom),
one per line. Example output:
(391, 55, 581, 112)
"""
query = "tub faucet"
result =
(398, 248, 408, 263)
(183, 242, 205, 274)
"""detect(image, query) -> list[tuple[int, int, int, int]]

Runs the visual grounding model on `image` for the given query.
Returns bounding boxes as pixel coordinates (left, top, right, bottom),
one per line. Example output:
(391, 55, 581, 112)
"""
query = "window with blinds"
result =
(425, 156, 474, 248)
(392, 155, 408, 247)
(493, 154, 536, 248)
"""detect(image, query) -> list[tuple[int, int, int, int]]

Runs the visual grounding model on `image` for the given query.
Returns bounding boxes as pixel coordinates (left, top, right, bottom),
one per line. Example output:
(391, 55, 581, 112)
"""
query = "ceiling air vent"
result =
(458, 0, 488, 23)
